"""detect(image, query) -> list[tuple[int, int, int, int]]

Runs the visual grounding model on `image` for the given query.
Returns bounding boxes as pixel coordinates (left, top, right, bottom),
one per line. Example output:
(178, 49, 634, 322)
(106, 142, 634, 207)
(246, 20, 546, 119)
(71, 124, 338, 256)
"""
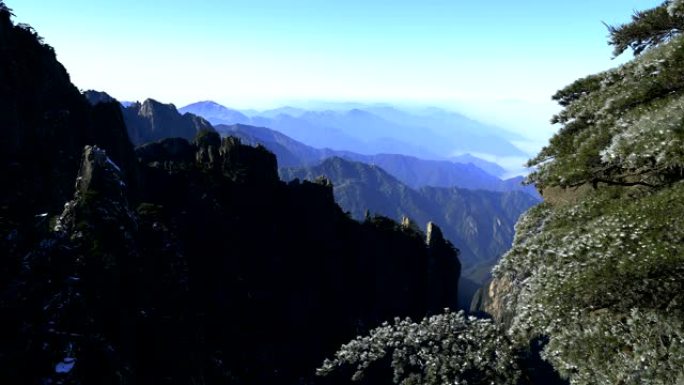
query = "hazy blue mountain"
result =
(215, 123, 327, 167)
(179, 100, 251, 125)
(450, 153, 507, 178)
(182, 101, 527, 159)
(502, 176, 541, 200)
(257, 106, 307, 118)
(270, 108, 523, 158)
(411, 106, 523, 141)
(247, 113, 371, 152)
(339, 153, 506, 191)
(337, 104, 526, 154)
(220, 123, 541, 197)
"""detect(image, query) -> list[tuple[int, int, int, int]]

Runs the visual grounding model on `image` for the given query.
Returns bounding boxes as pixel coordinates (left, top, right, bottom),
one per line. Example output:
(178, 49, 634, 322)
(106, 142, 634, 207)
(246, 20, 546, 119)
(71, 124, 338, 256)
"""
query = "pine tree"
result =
(606, 0, 684, 57)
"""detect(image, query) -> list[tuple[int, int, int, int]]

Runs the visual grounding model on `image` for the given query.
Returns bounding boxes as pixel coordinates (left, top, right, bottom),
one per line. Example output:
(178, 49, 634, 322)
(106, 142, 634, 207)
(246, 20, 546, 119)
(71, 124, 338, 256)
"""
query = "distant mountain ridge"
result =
(181, 100, 527, 160)
(179, 100, 250, 125)
(219, 123, 542, 272)
(450, 154, 507, 178)
(218, 123, 540, 198)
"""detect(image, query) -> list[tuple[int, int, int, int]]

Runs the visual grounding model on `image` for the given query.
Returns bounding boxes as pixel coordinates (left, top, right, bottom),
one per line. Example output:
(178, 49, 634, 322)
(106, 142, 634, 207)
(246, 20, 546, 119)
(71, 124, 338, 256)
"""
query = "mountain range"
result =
(180, 100, 528, 160)
(75, 97, 539, 281)
(217, 123, 540, 198)
(76, 95, 539, 289)
(69, 95, 540, 309)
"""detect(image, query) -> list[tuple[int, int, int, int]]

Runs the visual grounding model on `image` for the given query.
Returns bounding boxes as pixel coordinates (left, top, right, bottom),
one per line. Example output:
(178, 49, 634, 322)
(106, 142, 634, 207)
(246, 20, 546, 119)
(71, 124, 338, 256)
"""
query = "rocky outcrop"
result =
(122, 98, 215, 145)
(55, 145, 134, 232)
(469, 276, 515, 324)
(217, 136, 279, 184)
(83, 90, 116, 105)
(426, 222, 461, 311)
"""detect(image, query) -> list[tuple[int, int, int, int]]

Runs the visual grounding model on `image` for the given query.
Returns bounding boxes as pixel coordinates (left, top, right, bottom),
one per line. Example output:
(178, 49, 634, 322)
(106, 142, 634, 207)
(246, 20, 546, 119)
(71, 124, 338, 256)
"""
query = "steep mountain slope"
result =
(364, 105, 522, 142)
(339, 153, 514, 192)
(281, 157, 538, 269)
(450, 153, 507, 177)
(0, 6, 460, 385)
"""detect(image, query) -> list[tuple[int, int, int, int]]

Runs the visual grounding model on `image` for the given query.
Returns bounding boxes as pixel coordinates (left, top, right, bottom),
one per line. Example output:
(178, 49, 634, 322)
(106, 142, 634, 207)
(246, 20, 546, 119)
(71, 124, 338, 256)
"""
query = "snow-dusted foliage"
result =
(668, 0, 684, 17)
(501, 9, 684, 381)
(317, 310, 520, 385)
(601, 94, 684, 172)
(528, 33, 684, 188)
(495, 182, 684, 384)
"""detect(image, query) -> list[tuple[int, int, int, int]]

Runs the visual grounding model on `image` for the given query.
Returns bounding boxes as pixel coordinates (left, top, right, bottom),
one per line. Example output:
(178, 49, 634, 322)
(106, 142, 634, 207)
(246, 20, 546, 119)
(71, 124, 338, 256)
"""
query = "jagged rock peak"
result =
(74, 145, 125, 197)
(55, 145, 132, 233)
(194, 130, 222, 167)
(313, 175, 333, 187)
(122, 98, 215, 145)
(401, 216, 411, 229)
(425, 221, 445, 246)
(83, 90, 117, 106)
(218, 136, 279, 184)
(138, 98, 176, 115)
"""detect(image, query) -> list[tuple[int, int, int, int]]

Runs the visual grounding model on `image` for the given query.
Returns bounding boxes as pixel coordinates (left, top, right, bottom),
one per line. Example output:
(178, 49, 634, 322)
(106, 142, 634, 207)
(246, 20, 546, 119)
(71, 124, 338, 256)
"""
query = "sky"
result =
(11, 0, 663, 151)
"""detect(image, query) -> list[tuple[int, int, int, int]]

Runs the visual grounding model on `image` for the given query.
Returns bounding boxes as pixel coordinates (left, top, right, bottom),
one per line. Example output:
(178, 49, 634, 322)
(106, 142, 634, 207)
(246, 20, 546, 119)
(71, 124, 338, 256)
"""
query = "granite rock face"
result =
(426, 222, 461, 312)
(122, 98, 216, 145)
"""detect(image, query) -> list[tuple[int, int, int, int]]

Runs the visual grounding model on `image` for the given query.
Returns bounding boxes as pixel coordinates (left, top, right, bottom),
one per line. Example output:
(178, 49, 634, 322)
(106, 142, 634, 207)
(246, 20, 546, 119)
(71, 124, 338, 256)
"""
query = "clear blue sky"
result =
(10, 0, 663, 146)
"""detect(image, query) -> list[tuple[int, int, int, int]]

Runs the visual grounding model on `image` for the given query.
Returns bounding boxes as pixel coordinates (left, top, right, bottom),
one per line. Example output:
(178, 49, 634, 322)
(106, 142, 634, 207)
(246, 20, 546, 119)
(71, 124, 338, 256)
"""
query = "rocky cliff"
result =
(115, 96, 215, 146)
